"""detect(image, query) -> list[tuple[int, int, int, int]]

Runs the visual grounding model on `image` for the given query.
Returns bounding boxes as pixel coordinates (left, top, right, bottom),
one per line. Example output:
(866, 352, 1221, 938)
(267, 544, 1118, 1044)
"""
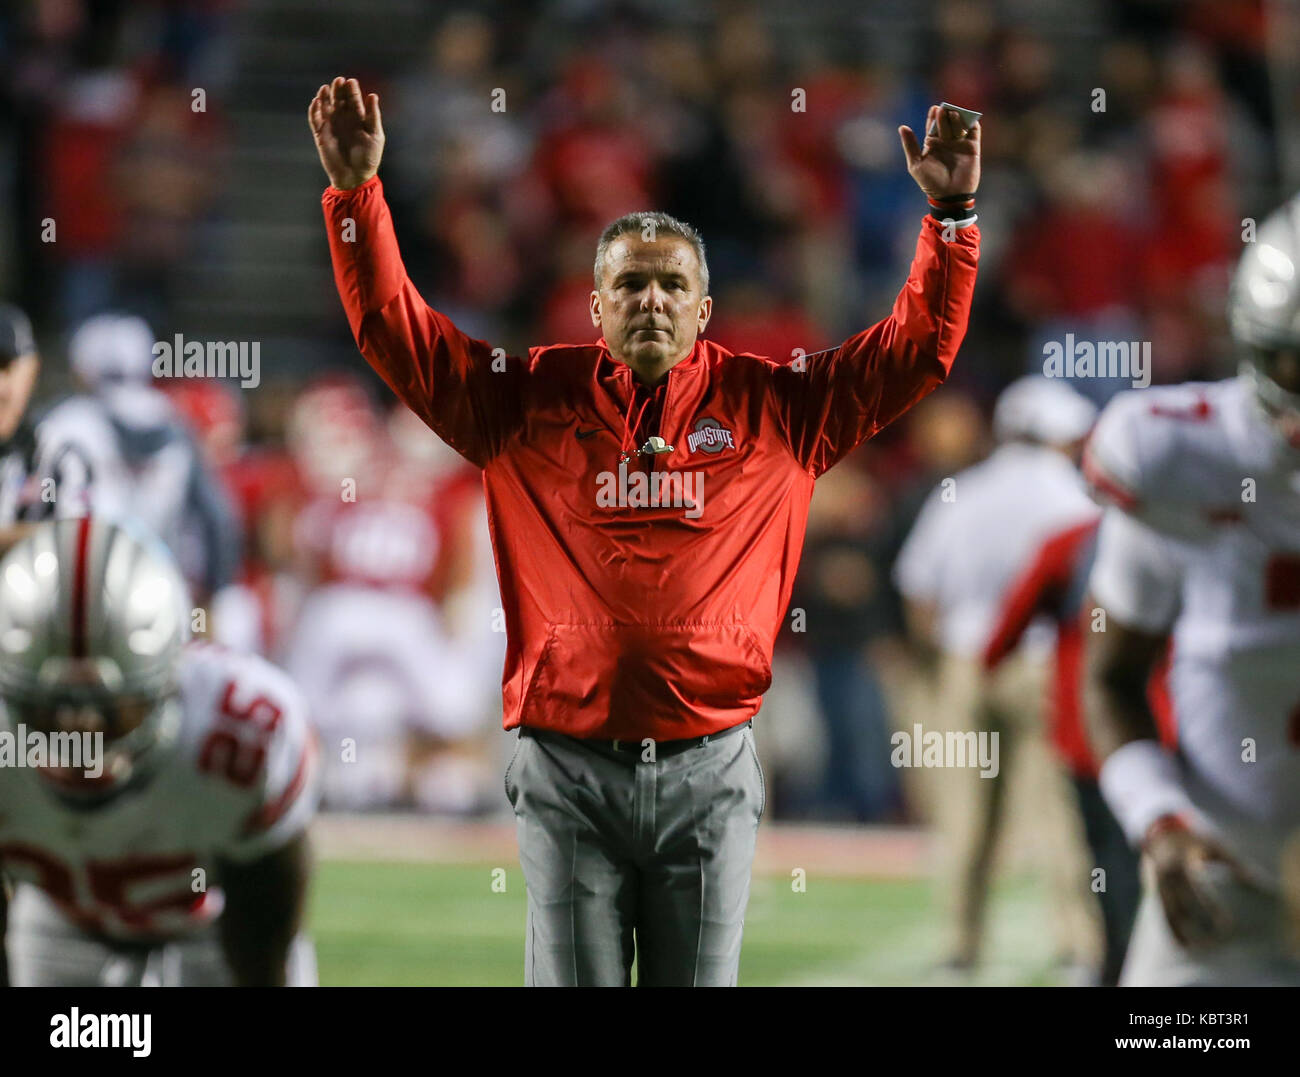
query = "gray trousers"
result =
(505, 721, 765, 986)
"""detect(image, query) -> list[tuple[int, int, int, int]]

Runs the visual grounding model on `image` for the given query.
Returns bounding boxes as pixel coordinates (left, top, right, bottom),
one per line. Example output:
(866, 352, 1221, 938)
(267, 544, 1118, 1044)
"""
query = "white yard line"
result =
(762, 879, 1058, 987)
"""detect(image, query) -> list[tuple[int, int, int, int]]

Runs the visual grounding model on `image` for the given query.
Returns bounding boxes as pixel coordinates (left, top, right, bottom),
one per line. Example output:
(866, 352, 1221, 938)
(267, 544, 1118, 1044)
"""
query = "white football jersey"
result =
(34, 393, 190, 528)
(894, 441, 1099, 657)
(1087, 375, 1300, 886)
(0, 644, 319, 940)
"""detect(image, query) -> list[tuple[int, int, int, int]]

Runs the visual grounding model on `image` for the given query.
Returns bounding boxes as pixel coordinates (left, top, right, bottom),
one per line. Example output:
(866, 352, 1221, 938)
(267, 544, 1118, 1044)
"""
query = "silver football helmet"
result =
(0, 516, 190, 801)
(1230, 194, 1300, 447)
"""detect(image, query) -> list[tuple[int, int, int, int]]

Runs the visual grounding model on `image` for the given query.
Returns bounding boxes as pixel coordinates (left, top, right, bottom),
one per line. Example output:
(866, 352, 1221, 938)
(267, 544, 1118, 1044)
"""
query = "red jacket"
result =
(982, 517, 1177, 778)
(323, 177, 979, 740)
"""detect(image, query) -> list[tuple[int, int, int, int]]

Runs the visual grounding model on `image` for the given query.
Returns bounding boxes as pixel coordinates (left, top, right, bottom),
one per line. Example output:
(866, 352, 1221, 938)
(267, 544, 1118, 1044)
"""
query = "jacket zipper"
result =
(620, 361, 680, 475)
(652, 368, 676, 476)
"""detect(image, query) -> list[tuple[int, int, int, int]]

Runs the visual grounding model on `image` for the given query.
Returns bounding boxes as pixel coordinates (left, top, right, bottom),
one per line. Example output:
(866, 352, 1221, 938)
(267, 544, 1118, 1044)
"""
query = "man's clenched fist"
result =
(309, 76, 385, 191)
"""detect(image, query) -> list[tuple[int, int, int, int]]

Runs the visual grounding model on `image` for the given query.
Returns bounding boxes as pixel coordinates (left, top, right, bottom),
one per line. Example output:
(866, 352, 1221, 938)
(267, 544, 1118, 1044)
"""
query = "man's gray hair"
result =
(594, 211, 710, 295)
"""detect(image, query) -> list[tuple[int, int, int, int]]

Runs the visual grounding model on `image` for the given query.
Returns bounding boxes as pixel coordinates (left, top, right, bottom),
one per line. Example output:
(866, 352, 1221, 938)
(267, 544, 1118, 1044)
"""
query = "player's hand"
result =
(308, 76, 385, 190)
(1144, 820, 1251, 947)
(898, 106, 980, 201)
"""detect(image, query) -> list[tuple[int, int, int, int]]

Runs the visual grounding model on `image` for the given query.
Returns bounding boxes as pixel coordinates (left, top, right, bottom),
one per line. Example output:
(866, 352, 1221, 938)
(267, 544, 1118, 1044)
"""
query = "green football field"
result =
(310, 859, 1072, 986)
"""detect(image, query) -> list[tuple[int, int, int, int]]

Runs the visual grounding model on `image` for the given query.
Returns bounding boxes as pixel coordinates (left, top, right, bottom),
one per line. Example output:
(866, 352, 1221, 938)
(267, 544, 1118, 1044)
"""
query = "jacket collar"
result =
(599, 338, 706, 388)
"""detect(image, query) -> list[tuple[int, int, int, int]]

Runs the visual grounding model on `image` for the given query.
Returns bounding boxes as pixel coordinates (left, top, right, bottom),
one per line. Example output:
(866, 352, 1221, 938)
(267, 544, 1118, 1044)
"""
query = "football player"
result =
(1085, 194, 1300, 985)
(894, 375, 1103, 977)
(33, 313, 240, 605)
(281, 380, 494, 811)
(0, 517, 319, 986)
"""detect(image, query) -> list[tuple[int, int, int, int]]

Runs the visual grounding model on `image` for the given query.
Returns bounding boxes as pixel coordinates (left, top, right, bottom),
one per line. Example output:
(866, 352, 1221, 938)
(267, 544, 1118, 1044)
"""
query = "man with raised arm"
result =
(310, 75, 980, 987)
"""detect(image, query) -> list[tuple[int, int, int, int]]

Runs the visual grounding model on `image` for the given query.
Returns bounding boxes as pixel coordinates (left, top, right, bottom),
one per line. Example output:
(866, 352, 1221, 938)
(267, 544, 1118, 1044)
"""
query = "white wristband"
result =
(1097, 739, 1197, 848)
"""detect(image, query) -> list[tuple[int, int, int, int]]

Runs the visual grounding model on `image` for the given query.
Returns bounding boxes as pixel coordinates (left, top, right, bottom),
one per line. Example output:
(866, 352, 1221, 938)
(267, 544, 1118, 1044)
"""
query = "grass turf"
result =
(311, 859, 1068, 986)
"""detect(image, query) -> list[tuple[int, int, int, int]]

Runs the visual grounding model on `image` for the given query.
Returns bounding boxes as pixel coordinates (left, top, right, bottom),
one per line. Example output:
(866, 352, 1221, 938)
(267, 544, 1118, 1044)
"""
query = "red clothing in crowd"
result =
(982, 517, 1176, 778)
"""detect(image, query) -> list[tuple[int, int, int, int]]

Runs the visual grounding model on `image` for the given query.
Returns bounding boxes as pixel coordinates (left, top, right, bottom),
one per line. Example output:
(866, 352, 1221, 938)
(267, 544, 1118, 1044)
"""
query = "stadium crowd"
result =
(0, 0, 1283, 827)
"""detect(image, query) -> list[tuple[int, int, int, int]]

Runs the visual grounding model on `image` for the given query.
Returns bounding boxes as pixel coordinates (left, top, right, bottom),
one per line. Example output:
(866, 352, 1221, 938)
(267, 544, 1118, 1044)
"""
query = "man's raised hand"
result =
(309, 77, 385, 191)
(898, 105, 981, 201)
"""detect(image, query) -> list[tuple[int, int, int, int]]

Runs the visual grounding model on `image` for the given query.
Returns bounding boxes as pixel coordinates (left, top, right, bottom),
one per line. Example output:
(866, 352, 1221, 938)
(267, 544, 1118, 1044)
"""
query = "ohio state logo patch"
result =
(686, 417, 736, 454)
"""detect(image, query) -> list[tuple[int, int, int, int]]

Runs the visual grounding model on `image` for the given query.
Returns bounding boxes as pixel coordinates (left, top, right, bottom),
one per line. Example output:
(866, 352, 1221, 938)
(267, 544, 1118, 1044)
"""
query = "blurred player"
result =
(388, 403, 506, 811)
(386, 402, 505, 702)
(33, 312, 240, 604)
(164, 378, 304, 656)
(982, 510, 1178, 985)
(0, 303, 46, 546)
(894, 374, 1102, 977)
(1085, 194, 1300, 986)
(281, 379, 492, 811)
(0, 517, 319, 986)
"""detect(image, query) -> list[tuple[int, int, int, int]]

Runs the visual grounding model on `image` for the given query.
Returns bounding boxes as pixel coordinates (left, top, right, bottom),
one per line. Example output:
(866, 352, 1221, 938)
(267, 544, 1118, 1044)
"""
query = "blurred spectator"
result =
(163, 377, 303, 655)
(43, 66, 139, 324)
(1002, 150, 1146, 405)
(3, 0, 1288, 825)
(114, 82, 223, 328)
(789, 465, 904, 822)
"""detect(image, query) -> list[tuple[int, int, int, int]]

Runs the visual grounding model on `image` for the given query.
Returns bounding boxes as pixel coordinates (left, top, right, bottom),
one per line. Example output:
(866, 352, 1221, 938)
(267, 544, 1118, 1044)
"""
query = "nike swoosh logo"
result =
(575, 428, 601, 440)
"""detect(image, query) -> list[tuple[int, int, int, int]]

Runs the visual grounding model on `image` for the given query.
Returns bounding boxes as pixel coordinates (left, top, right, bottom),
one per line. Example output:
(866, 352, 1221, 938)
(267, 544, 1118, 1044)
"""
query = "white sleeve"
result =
(893, 489, 948, 601)
(1084, 390, 1147, 507)
(219, 670, 321, 864)
(1088, 507, 1183, 632)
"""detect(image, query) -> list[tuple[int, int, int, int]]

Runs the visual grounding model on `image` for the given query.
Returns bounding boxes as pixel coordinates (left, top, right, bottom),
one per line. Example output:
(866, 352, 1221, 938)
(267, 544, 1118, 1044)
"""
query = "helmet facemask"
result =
(1229, 201, 1300, 451)
(1, 663, 182, 805)
(0, 517, 193, 807)
(1238, 346, 1300, 450)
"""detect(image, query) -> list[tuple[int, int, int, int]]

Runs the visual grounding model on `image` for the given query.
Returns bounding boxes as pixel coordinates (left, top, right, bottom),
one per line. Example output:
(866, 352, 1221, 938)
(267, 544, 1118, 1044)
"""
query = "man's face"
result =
(591, 235, 711, 380)
(0, 353, 38, 442)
